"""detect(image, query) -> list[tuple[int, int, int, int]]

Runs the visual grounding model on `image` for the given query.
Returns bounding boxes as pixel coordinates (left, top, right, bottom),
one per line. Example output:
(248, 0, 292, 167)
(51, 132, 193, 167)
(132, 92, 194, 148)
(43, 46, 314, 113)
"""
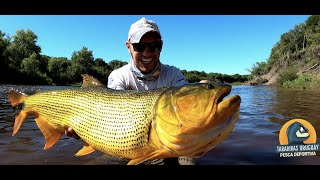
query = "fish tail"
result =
(12, 110, 28, 136)
(8, 89, 27, 107)
(8, 89, 63, 148)
(8, 90, 28, 136)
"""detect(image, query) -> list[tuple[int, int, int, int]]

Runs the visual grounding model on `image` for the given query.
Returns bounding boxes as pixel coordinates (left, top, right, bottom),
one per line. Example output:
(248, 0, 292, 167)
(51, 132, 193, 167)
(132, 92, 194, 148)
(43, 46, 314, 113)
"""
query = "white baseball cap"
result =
(128, 17, 161, 43)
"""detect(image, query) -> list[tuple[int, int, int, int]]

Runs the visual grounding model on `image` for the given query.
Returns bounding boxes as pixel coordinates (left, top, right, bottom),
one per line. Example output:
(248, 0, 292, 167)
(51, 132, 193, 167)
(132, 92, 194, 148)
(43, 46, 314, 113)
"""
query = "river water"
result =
(0, 84, 320, 165)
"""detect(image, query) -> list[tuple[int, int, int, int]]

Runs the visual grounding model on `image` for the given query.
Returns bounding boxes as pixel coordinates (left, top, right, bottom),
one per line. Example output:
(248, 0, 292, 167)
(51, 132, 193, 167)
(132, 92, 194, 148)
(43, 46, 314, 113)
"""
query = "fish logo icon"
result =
(286, 122, 310, 145)
(279, 119, 317, 145)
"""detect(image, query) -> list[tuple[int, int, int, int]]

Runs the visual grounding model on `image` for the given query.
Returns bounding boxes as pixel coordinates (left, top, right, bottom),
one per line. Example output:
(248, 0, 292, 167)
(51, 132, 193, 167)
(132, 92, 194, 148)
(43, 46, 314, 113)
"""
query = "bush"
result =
(277, 68, 298, 86)
(283, 73, 320, 89)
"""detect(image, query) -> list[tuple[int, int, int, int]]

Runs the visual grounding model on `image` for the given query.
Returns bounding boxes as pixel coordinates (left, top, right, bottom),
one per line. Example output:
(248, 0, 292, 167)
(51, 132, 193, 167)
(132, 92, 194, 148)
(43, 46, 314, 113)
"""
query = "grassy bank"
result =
(280, 73, 320, 90)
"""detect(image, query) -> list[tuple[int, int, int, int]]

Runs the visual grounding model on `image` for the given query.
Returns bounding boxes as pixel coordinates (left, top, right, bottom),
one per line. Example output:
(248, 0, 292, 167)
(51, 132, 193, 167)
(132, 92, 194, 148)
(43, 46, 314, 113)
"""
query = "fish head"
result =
(153, 83, 241, 157)
(173, 83, 231, 128)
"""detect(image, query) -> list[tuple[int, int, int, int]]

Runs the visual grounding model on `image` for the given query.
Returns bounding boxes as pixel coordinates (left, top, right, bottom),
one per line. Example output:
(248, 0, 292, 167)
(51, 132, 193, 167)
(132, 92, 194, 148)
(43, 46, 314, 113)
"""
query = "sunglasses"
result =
(131, 41, 163, 53)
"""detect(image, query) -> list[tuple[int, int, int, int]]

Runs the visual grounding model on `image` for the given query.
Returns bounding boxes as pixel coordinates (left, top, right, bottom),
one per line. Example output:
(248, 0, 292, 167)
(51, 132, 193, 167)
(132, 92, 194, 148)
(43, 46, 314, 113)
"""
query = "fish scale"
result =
(20, 88, 168, 157)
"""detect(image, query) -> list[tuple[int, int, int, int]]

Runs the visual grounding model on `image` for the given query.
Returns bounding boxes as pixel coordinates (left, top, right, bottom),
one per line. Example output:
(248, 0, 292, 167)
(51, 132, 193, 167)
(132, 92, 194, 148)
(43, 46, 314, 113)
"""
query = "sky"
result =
(0, 15, 311, 75)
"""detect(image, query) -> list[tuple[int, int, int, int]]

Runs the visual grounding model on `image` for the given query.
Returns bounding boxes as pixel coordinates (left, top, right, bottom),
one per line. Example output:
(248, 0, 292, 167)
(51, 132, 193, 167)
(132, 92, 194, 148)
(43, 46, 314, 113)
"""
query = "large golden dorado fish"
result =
(8, 75, 241, 165)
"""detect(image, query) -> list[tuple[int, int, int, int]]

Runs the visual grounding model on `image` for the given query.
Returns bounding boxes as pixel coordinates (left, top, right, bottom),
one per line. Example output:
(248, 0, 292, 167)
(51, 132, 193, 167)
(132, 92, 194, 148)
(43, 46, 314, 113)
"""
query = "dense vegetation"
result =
(3, 16, 318, 87)
(0, 29, 248, 85)
(249, 15, 320, 89)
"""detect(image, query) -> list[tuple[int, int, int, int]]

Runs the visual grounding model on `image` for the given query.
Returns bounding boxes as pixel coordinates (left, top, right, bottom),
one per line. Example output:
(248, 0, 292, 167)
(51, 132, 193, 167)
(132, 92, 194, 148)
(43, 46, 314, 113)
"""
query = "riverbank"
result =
(249, 72, 320, 90)
(281, 73, 320, 89)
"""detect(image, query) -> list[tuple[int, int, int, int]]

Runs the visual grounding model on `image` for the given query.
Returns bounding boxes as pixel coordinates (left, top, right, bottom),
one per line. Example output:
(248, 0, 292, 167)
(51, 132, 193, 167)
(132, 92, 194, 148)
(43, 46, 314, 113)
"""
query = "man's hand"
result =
(65, 127, 80, 140)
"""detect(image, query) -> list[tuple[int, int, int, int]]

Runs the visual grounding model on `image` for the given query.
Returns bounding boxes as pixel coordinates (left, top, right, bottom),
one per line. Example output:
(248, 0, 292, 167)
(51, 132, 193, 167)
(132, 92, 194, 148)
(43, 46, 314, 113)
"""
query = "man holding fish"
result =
(9, 17, 240, 166)
(66, 17, 202, 165)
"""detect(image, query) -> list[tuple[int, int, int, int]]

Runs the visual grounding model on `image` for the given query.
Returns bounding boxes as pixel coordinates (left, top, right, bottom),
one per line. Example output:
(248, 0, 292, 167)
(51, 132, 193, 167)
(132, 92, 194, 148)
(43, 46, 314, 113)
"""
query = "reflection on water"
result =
(0, 84, 320, 165)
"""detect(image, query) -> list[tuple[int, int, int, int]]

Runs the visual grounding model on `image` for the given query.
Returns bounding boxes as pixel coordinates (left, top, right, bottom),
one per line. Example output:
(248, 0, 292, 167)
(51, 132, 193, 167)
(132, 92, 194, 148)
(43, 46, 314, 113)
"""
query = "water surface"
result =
(1, 84, 319, 165)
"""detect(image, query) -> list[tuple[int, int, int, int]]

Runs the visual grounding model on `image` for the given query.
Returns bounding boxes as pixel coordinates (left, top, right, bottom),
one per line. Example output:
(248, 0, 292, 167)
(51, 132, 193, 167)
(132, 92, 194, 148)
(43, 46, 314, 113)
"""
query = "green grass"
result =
(282, 73, 320, 89)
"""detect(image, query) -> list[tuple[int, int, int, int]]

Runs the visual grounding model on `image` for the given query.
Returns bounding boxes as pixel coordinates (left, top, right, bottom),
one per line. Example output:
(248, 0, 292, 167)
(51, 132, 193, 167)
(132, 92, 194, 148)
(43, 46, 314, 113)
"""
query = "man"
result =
(107, 17, 188, 91)
(66, 17, 203, 165)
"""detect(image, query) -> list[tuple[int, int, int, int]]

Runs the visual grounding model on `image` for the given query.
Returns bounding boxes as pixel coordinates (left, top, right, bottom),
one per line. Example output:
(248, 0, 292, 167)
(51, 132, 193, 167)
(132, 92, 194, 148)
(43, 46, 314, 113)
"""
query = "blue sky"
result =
(0, 15, 310, 75)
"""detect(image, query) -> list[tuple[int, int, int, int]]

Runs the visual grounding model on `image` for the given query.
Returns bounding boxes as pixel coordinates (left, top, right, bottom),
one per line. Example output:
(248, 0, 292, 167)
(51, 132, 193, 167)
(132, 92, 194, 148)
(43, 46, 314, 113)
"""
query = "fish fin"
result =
(8, 89, 27, 107)
(127, 150, 169, 165)
(35, 116, 63, 150)
(81, 74, 105, 88)
(192, 151, 206, 158)
(12, 110, 28, 136)
(75, 142, 96, 156)
(9, 90, 28, 136)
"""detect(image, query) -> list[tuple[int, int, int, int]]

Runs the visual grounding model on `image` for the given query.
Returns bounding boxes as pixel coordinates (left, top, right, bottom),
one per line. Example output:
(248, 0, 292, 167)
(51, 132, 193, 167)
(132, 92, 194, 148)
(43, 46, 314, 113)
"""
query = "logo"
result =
(277, 119, 319, 158)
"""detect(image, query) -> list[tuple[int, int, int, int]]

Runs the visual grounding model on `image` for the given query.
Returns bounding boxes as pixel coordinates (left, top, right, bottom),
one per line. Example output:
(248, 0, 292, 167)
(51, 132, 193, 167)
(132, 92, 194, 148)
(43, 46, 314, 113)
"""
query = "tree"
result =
(305, 15, 320, 46)
(21, 52, 40, 74)
(6, 29, 41, 72)
(94, 58, 108, 67)
(90, 58, 112, 84)
(0, 30, 11, 80)
(39, 55, 50, 74)
(108, 59, 127, 70)
(249, 61, 268, 76)
(69, 47, 95, 82)
(291, 24, 306, 52)
(19, 52, 52, 85)
(48, 57, 71, 84)
(0, 30, 11, 61)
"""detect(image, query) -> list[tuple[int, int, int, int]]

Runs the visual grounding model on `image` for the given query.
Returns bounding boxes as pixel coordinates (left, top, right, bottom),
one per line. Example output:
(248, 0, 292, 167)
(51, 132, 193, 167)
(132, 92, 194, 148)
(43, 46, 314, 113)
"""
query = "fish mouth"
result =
(216, 85, 232, 104)
(217, 93, 241, 105)
(213, 84, 241, 121)
(214, 83, 240, 108)
(217, 92, 228, 104)
(217, 93, 241, 112)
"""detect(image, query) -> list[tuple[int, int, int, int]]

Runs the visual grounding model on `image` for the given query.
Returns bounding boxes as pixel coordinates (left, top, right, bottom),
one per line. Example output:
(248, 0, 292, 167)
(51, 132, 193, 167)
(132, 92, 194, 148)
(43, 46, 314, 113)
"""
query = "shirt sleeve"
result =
(107, 70, 126, 90)
(172, 69, 189, 87)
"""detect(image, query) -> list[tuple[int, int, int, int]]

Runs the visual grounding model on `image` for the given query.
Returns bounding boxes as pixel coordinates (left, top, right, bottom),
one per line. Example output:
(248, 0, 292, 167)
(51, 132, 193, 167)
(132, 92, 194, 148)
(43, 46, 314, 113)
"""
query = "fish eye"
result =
(207, 84, 215, 89)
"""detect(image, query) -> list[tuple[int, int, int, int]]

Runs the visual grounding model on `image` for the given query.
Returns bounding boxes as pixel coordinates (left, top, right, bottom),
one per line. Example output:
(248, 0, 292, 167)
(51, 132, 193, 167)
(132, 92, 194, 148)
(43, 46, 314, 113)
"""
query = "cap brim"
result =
(129, 28, 159, 43)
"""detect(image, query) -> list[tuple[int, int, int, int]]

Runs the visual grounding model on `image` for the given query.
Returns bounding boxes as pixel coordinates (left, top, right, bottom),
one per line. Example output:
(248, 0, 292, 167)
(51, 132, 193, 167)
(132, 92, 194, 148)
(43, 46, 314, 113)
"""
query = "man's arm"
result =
(107, 70, 126, 90)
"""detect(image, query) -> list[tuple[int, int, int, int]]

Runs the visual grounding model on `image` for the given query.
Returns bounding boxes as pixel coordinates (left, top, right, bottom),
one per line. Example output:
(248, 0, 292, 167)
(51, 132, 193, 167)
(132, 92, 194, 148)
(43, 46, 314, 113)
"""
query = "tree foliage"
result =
(109, 59, 127, 70)
(6, 29, 41, 71)
(250, 15, 320, 85)
(0, 30, 11, 79)
(48, 57, 71, 85)
(0, 28, 249, 85)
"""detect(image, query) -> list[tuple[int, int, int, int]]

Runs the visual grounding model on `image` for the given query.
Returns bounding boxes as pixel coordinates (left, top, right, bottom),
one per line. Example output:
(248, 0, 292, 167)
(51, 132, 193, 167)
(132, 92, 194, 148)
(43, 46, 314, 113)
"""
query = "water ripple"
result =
(1, 84, 320, 164)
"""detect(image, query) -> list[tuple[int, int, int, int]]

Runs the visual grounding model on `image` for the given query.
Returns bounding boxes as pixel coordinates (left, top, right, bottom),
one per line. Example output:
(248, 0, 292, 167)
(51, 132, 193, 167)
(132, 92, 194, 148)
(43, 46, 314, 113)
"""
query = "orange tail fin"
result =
(8, 90, 28, 136)
(35, 116, 64, 149)
(8, 90, 26, 107)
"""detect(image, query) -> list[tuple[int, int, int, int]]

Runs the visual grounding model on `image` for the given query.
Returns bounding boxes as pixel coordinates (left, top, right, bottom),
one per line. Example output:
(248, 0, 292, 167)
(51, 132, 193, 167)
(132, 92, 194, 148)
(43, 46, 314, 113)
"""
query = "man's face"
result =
(126, 32, 162, 74)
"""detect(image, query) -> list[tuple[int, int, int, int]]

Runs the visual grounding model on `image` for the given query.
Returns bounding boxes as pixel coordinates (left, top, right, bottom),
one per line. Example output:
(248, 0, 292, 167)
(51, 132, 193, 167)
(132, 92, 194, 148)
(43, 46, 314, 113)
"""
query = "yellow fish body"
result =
(8, 81, 241, 165)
